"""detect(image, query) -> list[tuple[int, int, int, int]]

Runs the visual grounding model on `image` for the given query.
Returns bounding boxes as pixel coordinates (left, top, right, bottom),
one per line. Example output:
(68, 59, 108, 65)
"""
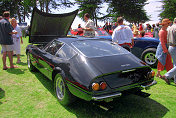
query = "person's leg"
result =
(16, 54, 21, 63)
(164, 46, 176, 84)
(156, 61, 164, 78)
(6, 45, 17, 68)
(7, 51, 14, 68)
(165, 54, 173, 72)
(16, 39, 21, 63)
(1, 45, 8, 70)
(168, 46, 176, 83)
(2, 52, 8, 69)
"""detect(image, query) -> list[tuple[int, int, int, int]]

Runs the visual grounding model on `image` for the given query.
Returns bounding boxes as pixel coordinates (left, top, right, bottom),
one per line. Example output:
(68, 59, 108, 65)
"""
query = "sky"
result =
(26, 0, 163, 29)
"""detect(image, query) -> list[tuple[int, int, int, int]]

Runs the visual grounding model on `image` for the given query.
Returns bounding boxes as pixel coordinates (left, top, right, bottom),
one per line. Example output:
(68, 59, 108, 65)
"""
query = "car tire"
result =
(54, 73, 75, 105)
(27, 52, 37, 72)
(141, 48, 157, 68)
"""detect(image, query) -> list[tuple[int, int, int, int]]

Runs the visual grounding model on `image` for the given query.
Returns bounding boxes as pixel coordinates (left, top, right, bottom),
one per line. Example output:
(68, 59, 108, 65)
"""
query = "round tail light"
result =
(151, 70, 155, 77)
(92, 83, 100, 91)
(100, 82, 107, 90)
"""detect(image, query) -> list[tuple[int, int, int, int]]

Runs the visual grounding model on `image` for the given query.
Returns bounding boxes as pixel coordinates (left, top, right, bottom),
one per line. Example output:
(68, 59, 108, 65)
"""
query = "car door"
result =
(37, 40, 64, 79)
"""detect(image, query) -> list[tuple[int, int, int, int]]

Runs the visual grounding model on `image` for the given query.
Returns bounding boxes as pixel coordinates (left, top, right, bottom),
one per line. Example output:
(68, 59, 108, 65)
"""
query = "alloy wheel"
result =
(144, 52, 157, 65)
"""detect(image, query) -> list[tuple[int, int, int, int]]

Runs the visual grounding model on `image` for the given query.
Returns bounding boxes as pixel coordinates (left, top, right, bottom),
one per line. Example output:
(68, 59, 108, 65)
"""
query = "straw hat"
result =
(159, 18, 171, 26)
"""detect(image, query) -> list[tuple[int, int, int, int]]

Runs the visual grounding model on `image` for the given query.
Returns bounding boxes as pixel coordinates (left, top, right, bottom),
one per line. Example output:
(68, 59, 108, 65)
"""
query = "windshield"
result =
(95, 30, 110, 36)
(72, 40, 129, 57)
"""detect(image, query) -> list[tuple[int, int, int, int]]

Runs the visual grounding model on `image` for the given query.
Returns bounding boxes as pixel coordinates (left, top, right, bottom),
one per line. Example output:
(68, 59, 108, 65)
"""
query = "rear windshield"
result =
(72, 40, 129, 57)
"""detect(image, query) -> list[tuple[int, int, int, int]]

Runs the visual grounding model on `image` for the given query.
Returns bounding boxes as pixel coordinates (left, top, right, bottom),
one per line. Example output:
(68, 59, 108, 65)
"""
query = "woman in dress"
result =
(10, 18, 23, 63)
(156, 18, 173, 78)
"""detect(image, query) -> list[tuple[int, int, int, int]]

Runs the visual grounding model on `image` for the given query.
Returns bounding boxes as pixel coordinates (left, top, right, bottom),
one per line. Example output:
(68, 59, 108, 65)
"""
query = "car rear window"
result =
(72, 40, 129, 57)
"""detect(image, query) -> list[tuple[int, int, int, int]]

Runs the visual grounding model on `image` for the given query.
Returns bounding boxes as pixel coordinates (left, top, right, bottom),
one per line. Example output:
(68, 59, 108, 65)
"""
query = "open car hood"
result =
(29, 7, 78, 44)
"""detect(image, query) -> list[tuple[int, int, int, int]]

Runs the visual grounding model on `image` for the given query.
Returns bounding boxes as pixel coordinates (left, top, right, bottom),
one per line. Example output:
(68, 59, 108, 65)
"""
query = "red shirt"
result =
(159, 29, 168, 53)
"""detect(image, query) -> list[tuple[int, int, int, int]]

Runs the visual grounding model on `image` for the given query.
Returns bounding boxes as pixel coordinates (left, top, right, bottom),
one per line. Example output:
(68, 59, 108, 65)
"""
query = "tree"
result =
(0, 0, 17, 18)
(105, 0, 149, 24)
(0, 0, 73, 23)
(0, 0, 35, 23)
(36, 0, 73, 13)
(160, 0, 176, 21)
(75, 0, 104, 26)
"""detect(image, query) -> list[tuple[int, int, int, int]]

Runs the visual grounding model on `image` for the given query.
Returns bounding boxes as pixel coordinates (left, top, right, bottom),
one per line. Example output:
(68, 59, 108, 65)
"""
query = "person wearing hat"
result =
(112, 17, 134, 51)
(155, 18, 173, 82)
(162, 18, 176, 84)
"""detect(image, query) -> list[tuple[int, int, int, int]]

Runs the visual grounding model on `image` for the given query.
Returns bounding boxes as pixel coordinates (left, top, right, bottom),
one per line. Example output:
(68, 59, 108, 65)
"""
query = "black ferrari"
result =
(26, 7, 157, 105)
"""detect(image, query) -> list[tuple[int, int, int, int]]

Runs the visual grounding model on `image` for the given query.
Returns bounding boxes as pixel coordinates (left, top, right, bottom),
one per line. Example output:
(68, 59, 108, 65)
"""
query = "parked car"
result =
(94, 30, 160, 67)
(131, 37, 159, 68)
(26, 7, 157, 106)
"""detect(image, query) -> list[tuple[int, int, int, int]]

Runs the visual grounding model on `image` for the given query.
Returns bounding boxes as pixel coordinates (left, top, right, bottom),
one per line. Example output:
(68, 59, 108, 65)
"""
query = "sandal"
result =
(10, 65, 18, 69)
(3, 66, 9, 70)
(156, 74, 163, 79)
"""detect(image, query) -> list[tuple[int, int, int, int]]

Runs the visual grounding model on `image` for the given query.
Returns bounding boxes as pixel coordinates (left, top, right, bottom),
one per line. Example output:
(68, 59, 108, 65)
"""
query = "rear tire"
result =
(141, 48, 157, 68)
(54, 73, 75, 105)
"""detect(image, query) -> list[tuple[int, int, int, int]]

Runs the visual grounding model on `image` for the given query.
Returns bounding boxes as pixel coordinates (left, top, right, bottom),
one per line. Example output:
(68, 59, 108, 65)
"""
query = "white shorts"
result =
(13, 38, 21, 54)
(1, 44, 14, 52)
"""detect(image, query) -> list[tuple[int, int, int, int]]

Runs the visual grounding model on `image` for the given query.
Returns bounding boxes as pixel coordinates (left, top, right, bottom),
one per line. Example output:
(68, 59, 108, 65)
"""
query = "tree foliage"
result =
(0, 0, 72, 23)
(105, 0, 149, 24)
(160, 0, 176, 21)
(75, 0, 104, 26)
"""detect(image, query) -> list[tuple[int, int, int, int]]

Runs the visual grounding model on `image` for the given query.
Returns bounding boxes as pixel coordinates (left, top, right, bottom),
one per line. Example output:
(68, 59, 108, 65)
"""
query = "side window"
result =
(56, 44, 77, 59)
(45, 40, 63, 55)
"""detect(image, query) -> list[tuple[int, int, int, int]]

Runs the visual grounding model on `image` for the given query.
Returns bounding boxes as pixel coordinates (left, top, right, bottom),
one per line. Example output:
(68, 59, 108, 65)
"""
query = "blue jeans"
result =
(165, 46, 176, 83)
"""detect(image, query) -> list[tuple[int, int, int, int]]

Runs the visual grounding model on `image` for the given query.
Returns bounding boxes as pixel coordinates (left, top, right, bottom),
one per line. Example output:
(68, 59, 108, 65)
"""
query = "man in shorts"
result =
(0, 11, 17, 70)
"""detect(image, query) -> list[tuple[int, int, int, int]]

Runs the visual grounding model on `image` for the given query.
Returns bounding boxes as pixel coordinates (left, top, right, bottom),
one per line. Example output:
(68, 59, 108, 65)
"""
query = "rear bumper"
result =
(141, 80, 157, 90)
(92, 92, 122, 100)
(67, 80, 157, 102)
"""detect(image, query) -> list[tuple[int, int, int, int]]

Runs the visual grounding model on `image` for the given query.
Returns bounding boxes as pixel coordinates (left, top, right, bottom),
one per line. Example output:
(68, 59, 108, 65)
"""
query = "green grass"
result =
(0, 37, 176, 118)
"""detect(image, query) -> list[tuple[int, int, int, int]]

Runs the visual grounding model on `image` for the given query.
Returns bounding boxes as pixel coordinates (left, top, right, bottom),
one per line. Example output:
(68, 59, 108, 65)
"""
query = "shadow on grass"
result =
(33, 72, 169, 118)
(0, 88, 5, 105)
(33, 72, 55, 97)
(16, 62, 27, 66)
(6, 68, 27, 74)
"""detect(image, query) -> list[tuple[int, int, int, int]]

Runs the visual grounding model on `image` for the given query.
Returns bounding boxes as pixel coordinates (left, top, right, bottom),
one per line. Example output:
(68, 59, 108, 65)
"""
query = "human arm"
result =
(5, 22, 17, 35)
(9, 31, 17, 35)
(131, 38, 134, 47)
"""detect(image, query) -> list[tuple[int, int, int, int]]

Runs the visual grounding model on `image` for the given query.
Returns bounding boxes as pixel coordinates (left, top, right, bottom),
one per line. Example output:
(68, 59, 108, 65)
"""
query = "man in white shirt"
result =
(82, 13, 95, 37)
(112, 17, 134, 51)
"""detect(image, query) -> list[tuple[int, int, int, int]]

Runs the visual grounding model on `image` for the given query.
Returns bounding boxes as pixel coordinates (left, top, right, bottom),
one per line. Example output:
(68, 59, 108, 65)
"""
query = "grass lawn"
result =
(0, 37, 176, 118)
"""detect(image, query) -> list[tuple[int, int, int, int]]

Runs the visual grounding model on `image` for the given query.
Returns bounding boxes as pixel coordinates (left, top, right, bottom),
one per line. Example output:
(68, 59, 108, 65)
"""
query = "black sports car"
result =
(26, 7, 157, 105)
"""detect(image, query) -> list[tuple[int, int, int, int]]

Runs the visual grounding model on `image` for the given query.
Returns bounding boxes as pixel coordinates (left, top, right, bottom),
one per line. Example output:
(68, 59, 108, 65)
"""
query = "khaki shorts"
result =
(1, 45, 14, 52)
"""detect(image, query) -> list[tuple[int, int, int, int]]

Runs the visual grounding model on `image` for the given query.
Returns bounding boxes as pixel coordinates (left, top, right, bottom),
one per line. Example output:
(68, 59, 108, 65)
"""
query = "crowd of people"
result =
(0, 11, 176, 85)
(0, 11, 23, 70)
